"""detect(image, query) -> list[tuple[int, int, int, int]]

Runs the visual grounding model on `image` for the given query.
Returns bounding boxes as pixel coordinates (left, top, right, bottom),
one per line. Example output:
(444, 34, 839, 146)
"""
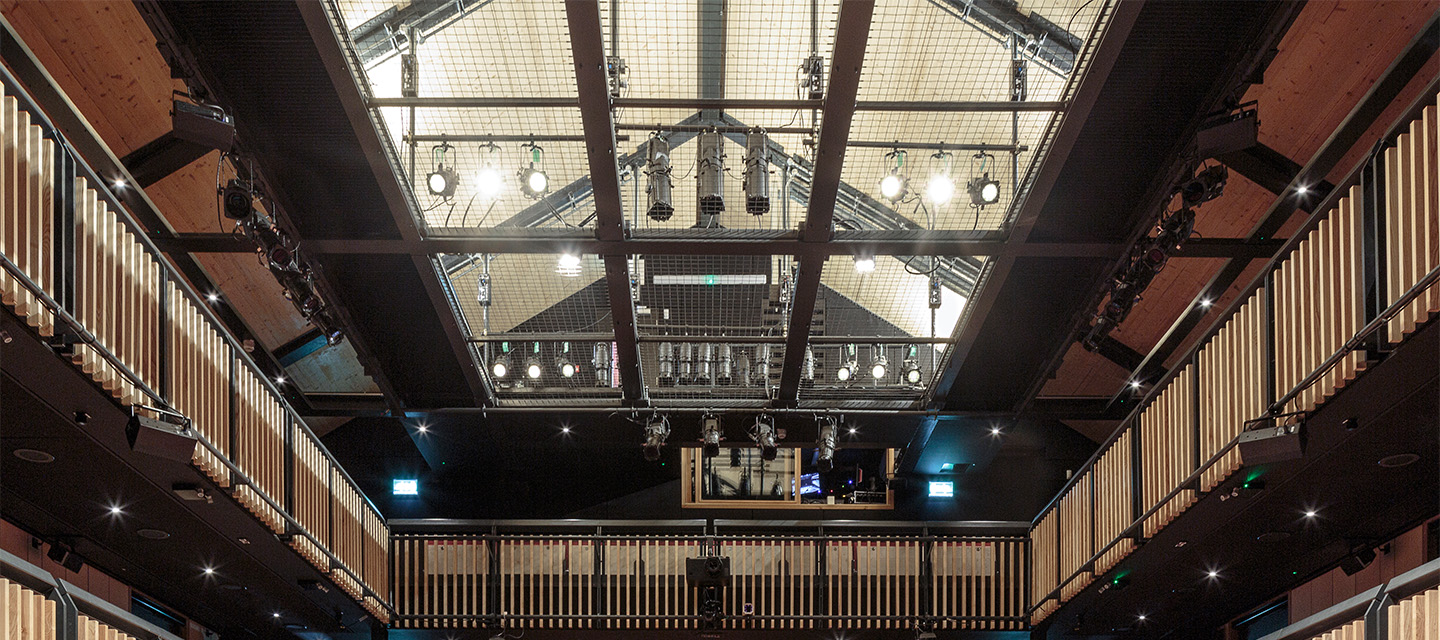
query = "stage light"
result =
(1207, 570, 1219, 579)
(750, 415, 778, 461)
(475, 167, 502, 198)
(519, 142, 549, 199)
(879, 149, 909, 202)
(802, 345, 815, 384)
(696, 343, 714, 386)
(561, 426, 571, 434)
(967, 172, 1000, 205)
(557, 343, 577, 378)
(593, 342, 612, 387)
(1180, 164, 1227, 207)
(1199, 298, 1213, 308)
(869, 345, 888, 380)
(272, 613, 281, 619)
(1296, 185, 1309, 195)
(1303, 509, 1318, 519)
(646, 135, 674, 221)
(222, 178, 255, 219)
(426, 142, 459, 198)
(743, 129, 770, 215)
(202, 566, 215, 576)
(902, 359, 922, 385)
(557, 252, 582, 277)
(854, 256, 875, 273)
(416, 424, 428, 434)
(275, 376, 287, 385)
(836, 344, 857, 382)
(701, 413, 722, 458)
(848, 427, 857, 435)
(715, 344, 733, 386)
(492, 345, 511, 378)
(677, 341, 694, 386)
(990, 426, 1002, 436)
(816, 416, 838, 472)
(112, 178, 127, 191)
(657, 342, 676, 387)
(526, 358, 542, 379)
(754, 344, 771, 386)
(927, 151, 954, 205)
(1129, 380, 1142, 390)
(697, 130, 725, 225)
(642, 414, 671, 461)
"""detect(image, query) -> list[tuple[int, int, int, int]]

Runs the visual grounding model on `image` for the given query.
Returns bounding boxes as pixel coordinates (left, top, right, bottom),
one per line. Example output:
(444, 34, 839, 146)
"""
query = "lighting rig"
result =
(816, 415, 839, 472)
(222, 178, 345, 345)
(749, 414, 779, 461)
(642, 414, 671, 462)
(966, 152, 1001, 206)
(701, 413, 722, 458)
(743, 129, 770, 215)
(645, 134, 674, 221)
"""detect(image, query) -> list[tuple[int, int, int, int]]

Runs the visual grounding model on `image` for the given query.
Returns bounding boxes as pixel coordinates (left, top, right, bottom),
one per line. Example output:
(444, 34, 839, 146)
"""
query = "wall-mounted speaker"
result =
(126, 414, 197, 462)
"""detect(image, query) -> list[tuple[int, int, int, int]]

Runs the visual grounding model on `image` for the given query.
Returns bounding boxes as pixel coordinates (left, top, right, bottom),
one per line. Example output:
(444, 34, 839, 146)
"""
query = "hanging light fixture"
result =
(879, 148, 909, 202)
(853, 255, 876, 273)
(701, 413, 722, 458)
(750, 414, 778, 461)
(642, 414, 671, 462)
(869, 344, 889, 380)
(646, 134, 674, 221)
(556, 342, 576, 378)
(491, 343, 512, 378)
(901, 344, 922, 385)
(926, 150, 954, 205)
(836, 343, 857, 382)
(743, 128, 770, 215)
(967, 152, 1000, 206)
(816, 415, 838, 473)
(696, 130, 725, 226)
(556, 252, 582, 277)
(519, 141, 549, 199)
(427, 141, 459, 198)
(474, 141, 503, 198)
(525, 343, 543, 379)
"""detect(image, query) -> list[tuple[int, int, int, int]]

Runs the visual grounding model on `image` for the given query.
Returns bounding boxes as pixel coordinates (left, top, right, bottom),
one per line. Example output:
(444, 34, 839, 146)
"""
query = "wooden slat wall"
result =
(0, 93, 56, 340)
(362, 507, 391, 623)
(1308, 619, 1365, 640)
(1, 579, 57, 640)
(1141, 363, 1197, 537)
(1274, 184, 1366, 414)
(1384, 94, 1440, 343)
(933, 539, 1023, 630)
(1093, 431, 1134, 576)
(331, 475, 364, 600)
(1030, 509, 1059, 624)
(290, 428, 331, 571)
(233, 365, 284, 533)
(166, 284, 228, 487)
(76, 616, 135, 640)
(1057, 474, 1093, 602)
(1388, 586, 1439, 640)
(1198, 288, 1266, 492)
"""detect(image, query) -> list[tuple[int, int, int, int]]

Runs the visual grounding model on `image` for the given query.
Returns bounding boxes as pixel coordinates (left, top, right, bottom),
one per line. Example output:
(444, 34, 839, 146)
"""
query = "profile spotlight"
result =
(642, 414, 671, 462)
(592, 342, 612, 387)
(869, 345, 889, 380)
(743, 129, 770, 215)
(816, 416, 838, 472)
(701, 413, 722, 458)
(696, 130, 725, 225)
(750, 415, 778, 461)
(426, 142, 459, 198)
(879, 149, 909, 202)
(646, 135, 674, 221)
(519, 142, 549, 199)
(715, 344, 734, 386)
(967, 172, 1000, 206)
(1180, 164, 1228, 207)
(801, 345, 815, 385)
(927, 151, 954, 205)
(222, 179, 255, 219)
(657, 342, 676, 387)
(556, 342, 576, 378)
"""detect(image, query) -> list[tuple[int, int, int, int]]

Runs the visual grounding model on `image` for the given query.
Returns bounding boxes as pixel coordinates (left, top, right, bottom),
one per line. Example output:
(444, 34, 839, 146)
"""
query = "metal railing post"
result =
(46, 581, 79, 640)
(1363, 588, 1392, 640)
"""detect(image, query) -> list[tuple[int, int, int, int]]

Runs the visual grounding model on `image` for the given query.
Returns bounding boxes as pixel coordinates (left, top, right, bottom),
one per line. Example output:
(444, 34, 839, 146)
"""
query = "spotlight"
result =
(525, 357, 542, 380)
(561, 426, 571, 434)
(222, 179, 255, 219)
(902, 359, 922, 385)
(853, 256, 876, 273)
(1129, 380, 1142, 390)
(715, 344, 734, 386)
(1206, 570, 1219, 579)
(642, 414, 671, 461)
(592, 342, 612, 387)
(108, 505, 123, 516)
(557, 343, 577, 378)
(556, 252, 582, 277)
(272, 613, 281, 619)
(869, 345, 889, 380)
(750, 415, 778, 461)
(206, 293, 220, 303)
(491, 349, 511, 378)
(836, 344, 857, 382)
(275, 376, 287, 385)
(701, 413, 722, 458)
(416, 424, 428, 434)
(202, 566, 215, 576)
(677, 341, 694, 385)
(879, 148, 909, 202)
(967, 172, 1000, 205)
(801, 345, 815, 385)
(475, 167, 502, 198)
(990, 427, 1002, 436)
(426, 142, 459, 198)
(816, 416, 838, 472)
(657, 342, 676, 387)
(927, 151, 954, 205)
(519, 142, 549, 199)
(1303, 509, 1318, 519)
(1199, 298, 1212, 308)
(112, 178, 127, 191)
(1295, 185, 1309, 195)
(744, 129, 770, 215)
(695, 343, 715, 386)
(696, 130, 725, 225)
(646, 135, 674, 221)
(1180, 164, 1227, 207)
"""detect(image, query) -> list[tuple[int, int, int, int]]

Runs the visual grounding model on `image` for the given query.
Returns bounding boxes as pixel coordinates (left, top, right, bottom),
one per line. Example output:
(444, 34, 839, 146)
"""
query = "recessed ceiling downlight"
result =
(137, 528, 171, 540)
(1377, 453, 1420, 468)
(13, 448, 55, 463)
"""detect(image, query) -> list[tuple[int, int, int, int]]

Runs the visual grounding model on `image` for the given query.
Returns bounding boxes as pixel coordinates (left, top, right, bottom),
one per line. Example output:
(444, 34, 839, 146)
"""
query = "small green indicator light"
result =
(704, 274, 717, 286)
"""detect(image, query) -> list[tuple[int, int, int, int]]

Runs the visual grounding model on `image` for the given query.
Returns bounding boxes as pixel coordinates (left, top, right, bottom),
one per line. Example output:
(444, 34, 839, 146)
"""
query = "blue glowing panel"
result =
(928, 481, 954, 498)
(393, 479, 419, 496)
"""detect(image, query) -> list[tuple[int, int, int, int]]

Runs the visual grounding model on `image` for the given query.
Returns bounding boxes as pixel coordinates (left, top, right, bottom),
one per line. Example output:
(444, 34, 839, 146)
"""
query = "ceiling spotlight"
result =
(561, 426, 571, 434)
(475, 141, 502, 198)
(697, 130, 725, 225)
(1137, 615, 1147, 622)
(990, 427, 1002, 436)
(902, 359, 922, 385)
(112, 178, 127, 191)
(556, 342, 577, 378)
(854, 256, 876, 273)
(491, 348, 511, 379)
(525, 358, 543, 380)
(108, 505, 123, 516)
(1199, 298, 1213, 308)
(869, 344, 889, 380)
(275, 376, 287, 385)
(879, 148, 909, 202)
(657, 342, 676, 387)
(967, 172, 1000, 206)
(848, 427, 857, 435)
(646, 135, 674, 221)
(1180, 164, 1228, 207)
(426, 142, 459, 198)
(750, 415, 778, 461)
(1206, 570, 1219, 579)
(744, 129, 770, 215)
(1129, 380, 1142, 390)
(519, 142, 549, 199)
(416, 424, 428, 434)
(556, 252, 582, 277)
(836, 344, 857, 382)
(1296, 185, 1309, 195)
(642, 414, 671, 462)
(206, 293, 220, 303)
(816, 416, 838, 472)
(1303, 509, 1318, 519)
(927, 151, 954, 205)
(202, 566, 216, 576)
(222, 178, 255, 219)
(701, 413, 722, 458)
(272, 612, 281, 619)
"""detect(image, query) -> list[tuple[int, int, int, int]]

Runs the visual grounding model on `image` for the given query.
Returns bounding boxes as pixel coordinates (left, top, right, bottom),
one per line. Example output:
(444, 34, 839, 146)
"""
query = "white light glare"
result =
(492, 361, 508, 378)
(853, 256, 876, 273)
(1207, 570, 1219, 579)
(1296, 185, 1309, 195)
(1304, 509, 1318, 518)
(275, 376, 287, 385)
(416, 424, 428, 434)
(476, 167, 503, 198)
(560, 362, 577, 377)
(526, 362, 543, 379)
(557, 253, 582, 277)
(879, 174, 905, 201)
(848, 428, 857, 434)
(108, 505, 123, 516)
(927, 174, 954, 205)
(980, 181, 1000, 203)
(1199, 298, 1213, 308)
(871, 362, 887, 379)
(427, 172, 449, 195)
(990, 427, 1001, 436)
(1129, 380, 1142, 389)
(202, 566, 215, 576)
(206, 293, 220, 303)
(527, 169, 549, 193)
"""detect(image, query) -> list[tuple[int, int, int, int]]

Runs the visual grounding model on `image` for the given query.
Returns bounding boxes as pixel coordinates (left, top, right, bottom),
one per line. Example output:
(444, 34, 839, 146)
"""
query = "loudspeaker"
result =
(1340, 546, 1376, 576)
(46, 543, 84, 573)
(127, 414, 198, 462)
(1197, 110, 1258, 159)
(1238, 422, 1304, 465)
(685, 556, 732, 587)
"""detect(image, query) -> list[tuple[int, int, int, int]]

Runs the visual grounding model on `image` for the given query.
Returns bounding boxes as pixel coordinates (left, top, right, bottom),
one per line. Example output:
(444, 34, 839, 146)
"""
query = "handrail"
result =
(0, 548, 184, 640)
(0, 14, 385, 524)
(391, 517, 1031, 534)
(1257, 558, 1439, 640)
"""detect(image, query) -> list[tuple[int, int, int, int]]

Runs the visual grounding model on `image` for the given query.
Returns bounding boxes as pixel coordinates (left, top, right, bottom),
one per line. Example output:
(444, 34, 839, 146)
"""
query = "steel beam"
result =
(1217, 142, 1334, 206)
(368, 96, 1065, 112)
(1104, 15, 1439, 411)
(566, 0, 646, 405)
(932, 0, 1082, 75)
(775, 0, 875, 408)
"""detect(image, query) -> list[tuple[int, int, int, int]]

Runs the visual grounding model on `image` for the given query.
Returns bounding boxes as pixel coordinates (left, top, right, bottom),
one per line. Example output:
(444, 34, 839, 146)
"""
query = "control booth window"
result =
(683, 448, 895, 509)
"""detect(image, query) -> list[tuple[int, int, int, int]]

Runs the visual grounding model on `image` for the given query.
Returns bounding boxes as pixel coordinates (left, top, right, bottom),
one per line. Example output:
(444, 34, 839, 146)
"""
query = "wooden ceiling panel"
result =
(1040, 342, 1131, 397)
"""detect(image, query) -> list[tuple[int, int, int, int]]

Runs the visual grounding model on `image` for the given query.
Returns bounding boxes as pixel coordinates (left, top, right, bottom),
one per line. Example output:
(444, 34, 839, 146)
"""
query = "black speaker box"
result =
(127, 414, 198, 462)
(685, 556, 732, 587)
(1238, 422, 1304, 465)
